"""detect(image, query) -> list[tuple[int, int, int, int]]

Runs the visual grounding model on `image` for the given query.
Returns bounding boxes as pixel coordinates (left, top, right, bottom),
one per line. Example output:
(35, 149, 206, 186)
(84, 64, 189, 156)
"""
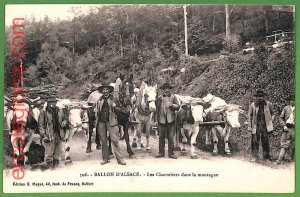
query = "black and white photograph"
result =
(3, 4, 295, 193)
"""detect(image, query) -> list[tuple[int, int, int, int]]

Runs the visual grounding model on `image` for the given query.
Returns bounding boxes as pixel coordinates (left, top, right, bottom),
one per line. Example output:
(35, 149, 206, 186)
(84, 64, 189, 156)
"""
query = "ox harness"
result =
(204, 111, 226, 128)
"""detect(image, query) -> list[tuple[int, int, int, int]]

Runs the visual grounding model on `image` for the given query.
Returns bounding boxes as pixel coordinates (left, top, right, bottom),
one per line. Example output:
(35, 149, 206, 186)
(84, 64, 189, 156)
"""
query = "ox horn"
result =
(5, 97, 34, 107)
(29, 96, 41, 102)
(4, 95, 13, 102)
(24, 98, 34, 105)
(4, 95, 34, 106)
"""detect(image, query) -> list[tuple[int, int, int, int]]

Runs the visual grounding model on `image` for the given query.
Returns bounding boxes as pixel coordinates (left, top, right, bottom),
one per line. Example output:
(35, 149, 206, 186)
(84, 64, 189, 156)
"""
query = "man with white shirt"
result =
(276, 95, 295, 164)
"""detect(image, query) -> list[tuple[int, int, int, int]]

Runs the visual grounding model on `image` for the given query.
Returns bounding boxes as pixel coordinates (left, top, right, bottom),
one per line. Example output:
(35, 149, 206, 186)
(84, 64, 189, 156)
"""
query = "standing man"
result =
(156, 83, 180, 159)
(248, 89, 275, 162)
(276, 95, 295, 164)
(38, 98, 65, 169)
(95, 84, 126, 165)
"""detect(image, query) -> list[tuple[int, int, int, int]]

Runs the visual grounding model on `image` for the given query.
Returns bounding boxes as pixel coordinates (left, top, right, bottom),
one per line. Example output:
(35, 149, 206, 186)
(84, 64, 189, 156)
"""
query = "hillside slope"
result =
(177, 45, 295, 157)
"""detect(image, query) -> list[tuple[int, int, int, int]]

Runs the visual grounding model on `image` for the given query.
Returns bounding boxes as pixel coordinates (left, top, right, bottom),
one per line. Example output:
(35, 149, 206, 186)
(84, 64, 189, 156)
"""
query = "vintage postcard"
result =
(2, 3, 297, 194)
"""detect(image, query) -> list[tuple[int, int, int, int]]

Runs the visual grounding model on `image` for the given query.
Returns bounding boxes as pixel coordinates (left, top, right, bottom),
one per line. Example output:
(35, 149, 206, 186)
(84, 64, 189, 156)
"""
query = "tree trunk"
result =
(183, 5, 188, 55)
(276, 11, 280, 29)
(212, 5, 216, 32)
(225, 4, 230, 38)
(120, 34, 123, 57)
(264, 7, 269, 35)
(132, 31, 136, 50)
(241, 14, 244, 33)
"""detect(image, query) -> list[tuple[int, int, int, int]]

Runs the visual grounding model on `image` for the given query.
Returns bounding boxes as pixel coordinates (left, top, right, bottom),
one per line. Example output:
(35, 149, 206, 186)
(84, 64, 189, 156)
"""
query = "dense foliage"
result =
(5, 5, 293, 92)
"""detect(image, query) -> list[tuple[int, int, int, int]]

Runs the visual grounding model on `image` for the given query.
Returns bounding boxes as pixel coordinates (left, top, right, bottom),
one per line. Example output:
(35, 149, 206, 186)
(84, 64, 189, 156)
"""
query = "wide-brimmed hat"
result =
(202, 93, 215, 103)
(47, 97, 59, 102)
(254, 89, 267, 97)
(98, 84, 114, 93)
(160, 83, 174, 90)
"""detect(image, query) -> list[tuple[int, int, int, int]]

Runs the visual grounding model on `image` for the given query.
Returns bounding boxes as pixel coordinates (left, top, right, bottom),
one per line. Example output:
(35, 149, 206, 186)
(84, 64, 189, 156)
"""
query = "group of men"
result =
(248, 89, 295, 164)
(85, 83, 295, 165)
(23, 81, 294, 168)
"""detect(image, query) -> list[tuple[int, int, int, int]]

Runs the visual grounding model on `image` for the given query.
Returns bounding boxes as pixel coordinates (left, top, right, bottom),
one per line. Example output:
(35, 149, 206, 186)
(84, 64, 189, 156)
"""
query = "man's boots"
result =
(86, 142, 92, 153)
(40, 161, 53, 171)
(96, 143, 101, 150)
(53, 159, 60, 169)
(276, 148, 286, 165)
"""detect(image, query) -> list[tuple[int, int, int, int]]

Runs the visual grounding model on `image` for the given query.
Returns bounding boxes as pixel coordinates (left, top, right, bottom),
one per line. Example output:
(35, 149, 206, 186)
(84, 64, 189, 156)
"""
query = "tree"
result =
(225, 4, 230, 37)
(36, 41, 72, 83)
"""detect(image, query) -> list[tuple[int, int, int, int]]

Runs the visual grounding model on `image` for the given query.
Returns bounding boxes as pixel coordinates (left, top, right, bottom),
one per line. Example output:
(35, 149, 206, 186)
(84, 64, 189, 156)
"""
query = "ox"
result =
(202, 93, 227, 145)
(132, 82, 157, 151)
(206, 104, 243, 155)
(64, 107, 89, 164)
(175, 94, 204, 159)
(44, 99, 88, 165)
(4, 96, 40, 166)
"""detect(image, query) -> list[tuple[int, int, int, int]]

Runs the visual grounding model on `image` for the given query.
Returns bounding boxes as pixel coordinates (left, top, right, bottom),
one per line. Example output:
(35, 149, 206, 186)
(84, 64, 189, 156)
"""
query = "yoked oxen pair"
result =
(174, 93, 244, 157)
(132, 82, 157, 151)
(4, 95, 41, 166)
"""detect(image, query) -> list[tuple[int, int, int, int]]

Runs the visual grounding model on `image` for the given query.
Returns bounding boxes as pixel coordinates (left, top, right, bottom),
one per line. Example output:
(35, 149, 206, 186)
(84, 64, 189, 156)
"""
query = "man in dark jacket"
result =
(248, 89, 275, 162)
(156, 83, 180, 159)
(95, 84, 126, 165)
(38, 98, 65, 169)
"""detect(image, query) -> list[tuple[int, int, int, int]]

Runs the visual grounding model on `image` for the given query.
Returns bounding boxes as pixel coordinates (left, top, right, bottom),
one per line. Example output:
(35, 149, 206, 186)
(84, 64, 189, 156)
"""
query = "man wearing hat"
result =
(276, 95, 295, 164)
(156, 83, 180, 159)
(248, 89, 275, 162)
(38, 97, 64, 169)
(95, 84, 126, 165)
